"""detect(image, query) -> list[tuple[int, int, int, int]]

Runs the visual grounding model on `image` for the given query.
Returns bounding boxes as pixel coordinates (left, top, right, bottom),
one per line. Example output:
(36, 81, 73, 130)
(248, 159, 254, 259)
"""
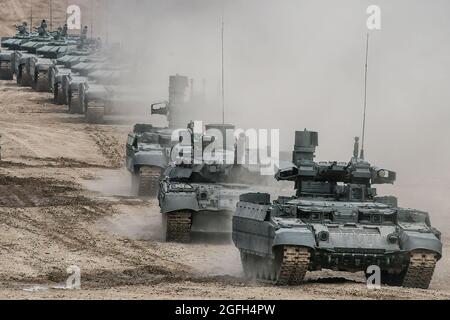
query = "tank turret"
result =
(276, 130, 396, 201)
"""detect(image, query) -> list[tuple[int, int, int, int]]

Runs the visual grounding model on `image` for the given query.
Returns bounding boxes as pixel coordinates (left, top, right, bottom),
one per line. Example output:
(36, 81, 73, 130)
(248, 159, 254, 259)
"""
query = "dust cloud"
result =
(72, 0, 449, 230)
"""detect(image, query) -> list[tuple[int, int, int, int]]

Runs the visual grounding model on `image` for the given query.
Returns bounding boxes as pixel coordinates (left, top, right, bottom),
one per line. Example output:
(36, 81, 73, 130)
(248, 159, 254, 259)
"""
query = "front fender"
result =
(0, 52, 13, 61)
(130, 152, 167, 170)
(160, 191, 199, 214)
(272, 228, 316, 249)
(37, 63, 51, 72)
(400, 230, 442, 257)
(86, 85, 108, 100)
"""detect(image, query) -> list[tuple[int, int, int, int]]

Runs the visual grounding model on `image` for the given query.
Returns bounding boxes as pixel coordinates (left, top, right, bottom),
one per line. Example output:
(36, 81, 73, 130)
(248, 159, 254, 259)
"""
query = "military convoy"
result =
(1, 19, 443, 290)
(232, 130, 442, 288)
(0, 20, 121, 124)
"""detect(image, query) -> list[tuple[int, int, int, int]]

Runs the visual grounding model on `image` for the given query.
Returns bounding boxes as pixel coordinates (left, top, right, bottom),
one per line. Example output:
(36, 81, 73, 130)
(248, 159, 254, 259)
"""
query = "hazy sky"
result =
(11, 0, 448, 225)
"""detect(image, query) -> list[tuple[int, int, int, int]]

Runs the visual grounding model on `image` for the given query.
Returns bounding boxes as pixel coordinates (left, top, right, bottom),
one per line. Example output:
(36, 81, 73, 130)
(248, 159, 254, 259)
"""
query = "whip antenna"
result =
(360, 33, 370, 160)
(221, 12, 225, 124)
(49, 0, 53, 31)
(65, 0, 68, 25)
(30, 0, 33, 31)
(90, 0, 94, 38)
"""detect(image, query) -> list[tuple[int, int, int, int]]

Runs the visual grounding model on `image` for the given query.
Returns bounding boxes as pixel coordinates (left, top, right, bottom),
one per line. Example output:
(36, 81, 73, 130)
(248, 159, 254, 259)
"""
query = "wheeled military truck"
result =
(232, 130, 442, 288)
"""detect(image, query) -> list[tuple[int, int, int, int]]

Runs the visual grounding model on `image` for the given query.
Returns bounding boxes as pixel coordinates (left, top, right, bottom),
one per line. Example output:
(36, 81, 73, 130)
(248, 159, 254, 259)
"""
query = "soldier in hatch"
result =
(16, 22, 28, 35)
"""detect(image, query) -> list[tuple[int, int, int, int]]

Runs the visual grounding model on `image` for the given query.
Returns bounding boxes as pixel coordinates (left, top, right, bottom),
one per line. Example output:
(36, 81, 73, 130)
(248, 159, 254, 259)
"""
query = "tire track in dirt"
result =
(85, 126, 124, 169)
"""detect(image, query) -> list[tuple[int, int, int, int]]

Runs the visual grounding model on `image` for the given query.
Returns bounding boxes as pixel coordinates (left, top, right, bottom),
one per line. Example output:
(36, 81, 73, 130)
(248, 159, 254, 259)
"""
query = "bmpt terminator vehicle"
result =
(126, 75, 191, 196)
(232, 130, 442, 288)
(159, 122, 260, 243)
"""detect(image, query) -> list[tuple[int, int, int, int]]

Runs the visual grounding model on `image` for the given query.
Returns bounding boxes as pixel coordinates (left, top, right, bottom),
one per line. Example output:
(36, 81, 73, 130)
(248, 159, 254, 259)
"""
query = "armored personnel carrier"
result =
(159, 122, 258, 243)
(232, 130, 442, 288)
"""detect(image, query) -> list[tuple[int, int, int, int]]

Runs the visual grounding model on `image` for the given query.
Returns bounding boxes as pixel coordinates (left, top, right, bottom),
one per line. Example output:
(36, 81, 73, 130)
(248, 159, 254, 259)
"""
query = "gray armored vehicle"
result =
(125, 75, 190, 196)
(126, 124, 173, 196)
(14, 21, 55, 86)
(0, 22, 32, 80)
(49, 52, 91, 104)
(232, 130, 442, 288)
(49, 28, 99, 104)
(159, 122, 258, 243)
(28, 39, 78, 92)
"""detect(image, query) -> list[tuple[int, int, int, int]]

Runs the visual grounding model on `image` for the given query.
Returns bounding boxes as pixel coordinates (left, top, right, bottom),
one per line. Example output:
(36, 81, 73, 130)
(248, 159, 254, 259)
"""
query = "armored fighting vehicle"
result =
(126, 124, 174, 196)
(159, 122, 259, 243)
(232, 130, 442, 288)
(49, 28, 99, 104)
(14, 21, 55, 87)
(0, 22, 32, 80)
(126, 75, 191, 196)
(29, 39, 78, 92)
(49, 53, 91, 104)
(61, 58, 108, 114)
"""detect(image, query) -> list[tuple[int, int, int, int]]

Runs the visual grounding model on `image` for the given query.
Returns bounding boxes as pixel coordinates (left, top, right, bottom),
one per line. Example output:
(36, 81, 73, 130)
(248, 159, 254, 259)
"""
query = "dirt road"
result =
(0, 80, 449, 300)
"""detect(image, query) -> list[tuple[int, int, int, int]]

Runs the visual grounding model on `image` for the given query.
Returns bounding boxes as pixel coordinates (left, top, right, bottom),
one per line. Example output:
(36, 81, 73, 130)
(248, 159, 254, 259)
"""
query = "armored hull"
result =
(233, 194, 441, 288)
(161, 179, 250, 242)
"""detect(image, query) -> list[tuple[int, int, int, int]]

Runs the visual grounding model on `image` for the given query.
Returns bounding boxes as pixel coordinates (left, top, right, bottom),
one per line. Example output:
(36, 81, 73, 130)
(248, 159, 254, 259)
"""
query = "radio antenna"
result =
(65, 0, 68, 24)
(90, 0, 94, 38)
(49, 0, 53, 31)
(360, 33, 370, 160)
(221, 12, 225, 125)
(30, 0, 33, 31)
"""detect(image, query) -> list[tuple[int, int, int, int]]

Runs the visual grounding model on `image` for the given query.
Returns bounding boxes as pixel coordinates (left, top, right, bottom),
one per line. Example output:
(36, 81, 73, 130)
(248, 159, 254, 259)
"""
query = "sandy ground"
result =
(0, 80, 449, 300)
